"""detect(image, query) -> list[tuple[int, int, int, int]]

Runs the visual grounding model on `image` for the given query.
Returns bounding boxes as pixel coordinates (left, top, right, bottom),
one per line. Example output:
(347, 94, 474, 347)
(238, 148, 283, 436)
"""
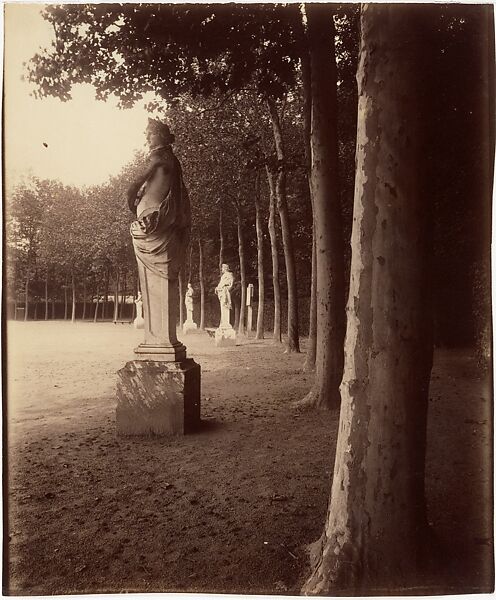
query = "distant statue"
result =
(185, 283, 194, 321)
(182, 282, 197, 333)
(133, 291, 144, 329)
(215, 264, 234, 329)
(127, 118, 191, 360)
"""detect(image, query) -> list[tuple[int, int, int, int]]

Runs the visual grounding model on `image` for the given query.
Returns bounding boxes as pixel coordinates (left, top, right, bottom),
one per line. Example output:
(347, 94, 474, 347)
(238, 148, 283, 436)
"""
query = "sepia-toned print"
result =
(4, 3, 494, 596)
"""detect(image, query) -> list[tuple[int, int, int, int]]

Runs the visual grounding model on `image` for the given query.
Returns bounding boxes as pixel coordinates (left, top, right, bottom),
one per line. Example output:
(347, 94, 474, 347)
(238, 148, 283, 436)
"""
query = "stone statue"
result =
(183, 282, 197, 333)
(215, 264, 234, 327)
(133, 291, 144, 329)
(116, 117, 200, 437)
(214, 264, 236, 346)
(127, 117, 191, 360)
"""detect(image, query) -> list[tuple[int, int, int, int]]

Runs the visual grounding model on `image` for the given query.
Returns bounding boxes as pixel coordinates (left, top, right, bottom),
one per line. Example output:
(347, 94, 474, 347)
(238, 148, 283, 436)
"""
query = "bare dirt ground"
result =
(4, 321, 493, 595)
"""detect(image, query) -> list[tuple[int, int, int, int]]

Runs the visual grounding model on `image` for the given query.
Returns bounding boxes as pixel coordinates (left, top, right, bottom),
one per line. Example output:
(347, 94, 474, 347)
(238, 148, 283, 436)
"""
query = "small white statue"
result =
(134, 292, 144, 329)
(215, 263, 234, 328)
(183, 282, 198, 333)
(214, 264, 236, 347)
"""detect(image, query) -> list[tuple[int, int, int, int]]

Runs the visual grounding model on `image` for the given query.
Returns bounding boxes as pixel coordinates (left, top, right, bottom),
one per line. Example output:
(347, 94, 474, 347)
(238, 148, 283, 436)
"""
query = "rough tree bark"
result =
(235, 201, 247, 336)
(266, 96, 300, 353)
(302, 4, 433, 592)
(254, 170, 265, 340)
(265, 165, 282, 344)
(298, 4, 345, 409)
(197, 236, 205, 330)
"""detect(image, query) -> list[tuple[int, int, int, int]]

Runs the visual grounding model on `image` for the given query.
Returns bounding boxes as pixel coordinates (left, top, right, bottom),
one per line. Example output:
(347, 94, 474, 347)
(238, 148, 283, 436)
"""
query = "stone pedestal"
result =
(247, 305, 253, 333)
(183, 319, 198, 334)
(215, 325, 237, 347)
(116, 359, 201, 435)
(135, 262, 186, 361)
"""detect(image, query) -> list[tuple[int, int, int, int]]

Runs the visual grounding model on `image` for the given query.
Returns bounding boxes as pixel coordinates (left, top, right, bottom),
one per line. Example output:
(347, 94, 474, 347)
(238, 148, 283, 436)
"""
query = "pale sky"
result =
(4, 4, 159, 190)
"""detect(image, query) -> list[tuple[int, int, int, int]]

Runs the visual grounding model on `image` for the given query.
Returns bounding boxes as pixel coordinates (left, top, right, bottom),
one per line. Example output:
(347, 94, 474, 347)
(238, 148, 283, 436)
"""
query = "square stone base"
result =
(116, 358, 201, 436)
(215, 326, 237, 347)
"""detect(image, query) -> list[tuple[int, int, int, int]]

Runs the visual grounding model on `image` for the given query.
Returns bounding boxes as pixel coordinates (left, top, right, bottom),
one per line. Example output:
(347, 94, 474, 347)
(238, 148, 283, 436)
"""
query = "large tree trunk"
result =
(44, 272, 49, 321)
(71, 270, 77, 323)
(266, 96, 300, 353)
(24, 276, 29, 321)
(236, 203, 247, 336)
(218, 206, 225, 274)
(299, 4, 345, 409)
(265, 166, 282, 344)
(301, 48, 317, 372)
(254, 170, 265, 340)
(113, 270, 120, 323)
(303, 5, 432, 592)
(198, 236, 205, 330)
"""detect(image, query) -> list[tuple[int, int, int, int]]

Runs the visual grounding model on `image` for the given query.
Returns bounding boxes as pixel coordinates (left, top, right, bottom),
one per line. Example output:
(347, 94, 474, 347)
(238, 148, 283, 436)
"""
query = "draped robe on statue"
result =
(129, 147, 191, 279)
(128, 146, 191, 359)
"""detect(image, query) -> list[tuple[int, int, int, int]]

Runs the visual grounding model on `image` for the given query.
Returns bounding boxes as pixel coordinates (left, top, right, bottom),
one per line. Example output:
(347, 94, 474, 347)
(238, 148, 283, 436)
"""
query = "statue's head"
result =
(221, 263, 230, 273)
(187, 282, 193, 289)
(146, 117, 175, 148)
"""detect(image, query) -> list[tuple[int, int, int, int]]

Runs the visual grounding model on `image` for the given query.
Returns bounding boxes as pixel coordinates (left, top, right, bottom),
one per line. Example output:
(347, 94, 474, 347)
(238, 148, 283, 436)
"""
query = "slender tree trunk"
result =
(178, 267, 184, 326)
(14, 299, 18, 321)
(71, 270, 76, 323)
(64, 278, 68, 320)
(24, 276, 29, 321)
(304, 236, 317, 371)
(82, 279, 87, 320)
(301, 48, 317, 372)
(33, 302, 38, 320)
(266, 96, 300, 352)
(234, 301, 240, 330)
(254, 171, 265, 340)
(94, 285, 100, 323)
(266, 166, 282, 344)
(103, 268, 109, 320)
(219, 206, 225, 274)
(51, 298, 55, 320)
(113, 270, 120, 323)
(44, 272, 49, 321)
(298, 4, 345, 409)
(198, 236, 205, 330)
(236, 203, 247, 335)
(188, 242, 193, 285)
(303, 5, 432, 592)
(119, 270, 127, 320)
